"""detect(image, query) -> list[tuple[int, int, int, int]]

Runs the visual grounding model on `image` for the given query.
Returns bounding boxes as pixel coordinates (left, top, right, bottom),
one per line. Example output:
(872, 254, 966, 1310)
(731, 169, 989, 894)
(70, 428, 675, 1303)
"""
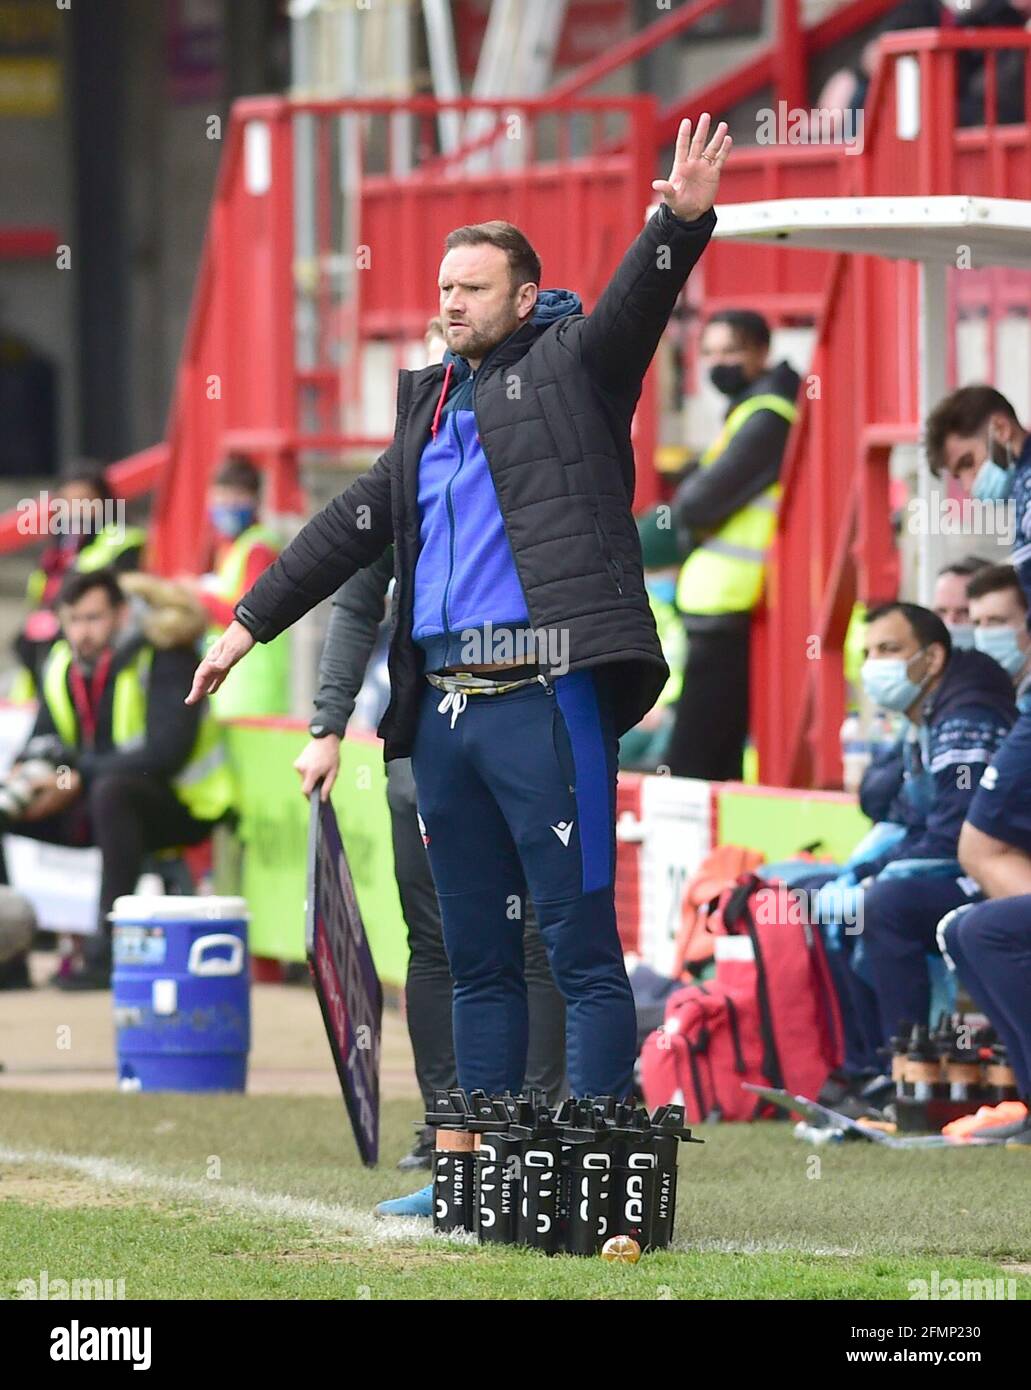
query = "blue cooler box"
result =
(111, 896, 251, 1092)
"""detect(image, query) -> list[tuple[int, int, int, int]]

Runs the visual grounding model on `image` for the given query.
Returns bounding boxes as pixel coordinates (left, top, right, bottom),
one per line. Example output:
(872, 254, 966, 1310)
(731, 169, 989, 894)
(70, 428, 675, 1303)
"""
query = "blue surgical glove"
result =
(811, 874, 864, 929)
(843, 821, 906, 874)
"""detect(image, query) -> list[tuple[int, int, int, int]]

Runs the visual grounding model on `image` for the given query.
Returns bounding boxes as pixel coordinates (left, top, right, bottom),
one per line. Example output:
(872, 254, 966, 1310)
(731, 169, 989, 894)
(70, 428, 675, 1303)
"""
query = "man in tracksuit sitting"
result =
(2, 568, 232, 988)
(817, 602, 1014, 1072)
(190, 116, 732, 1111)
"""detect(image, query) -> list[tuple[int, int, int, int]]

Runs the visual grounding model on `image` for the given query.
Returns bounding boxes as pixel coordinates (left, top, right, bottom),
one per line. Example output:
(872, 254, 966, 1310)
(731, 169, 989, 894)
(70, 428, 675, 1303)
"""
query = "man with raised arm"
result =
(189, 116, 731, 1104)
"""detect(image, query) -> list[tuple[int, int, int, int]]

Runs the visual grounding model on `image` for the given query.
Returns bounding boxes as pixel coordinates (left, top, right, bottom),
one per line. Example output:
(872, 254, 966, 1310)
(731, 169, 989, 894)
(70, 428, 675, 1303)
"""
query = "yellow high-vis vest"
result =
(74, 524, 148, 573)
(203, 523, 289, 719)
(676, 393, 798, 616)
(40, 639, 234, 823)
(16, 525, 148, 708)
(26, 524, 148, 606)
(650, 593, 686, 707)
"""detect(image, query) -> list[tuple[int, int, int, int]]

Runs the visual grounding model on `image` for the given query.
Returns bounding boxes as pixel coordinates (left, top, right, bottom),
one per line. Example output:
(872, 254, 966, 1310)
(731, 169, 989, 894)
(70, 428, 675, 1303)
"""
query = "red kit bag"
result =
(640, 874, 843, 1121)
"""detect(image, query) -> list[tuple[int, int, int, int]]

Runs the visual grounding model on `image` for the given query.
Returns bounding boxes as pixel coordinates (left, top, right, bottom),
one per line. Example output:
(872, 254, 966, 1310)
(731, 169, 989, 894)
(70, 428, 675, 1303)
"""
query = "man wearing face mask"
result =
(832, 603, 1015, 1052)
(668, 309, 800, 780)
(188, 455, 289, 719)
(932, 557, 992, 652)
(967, 565, 1031, 706)
(925, 386, 1031, 898)
(859, 558, 993, 822)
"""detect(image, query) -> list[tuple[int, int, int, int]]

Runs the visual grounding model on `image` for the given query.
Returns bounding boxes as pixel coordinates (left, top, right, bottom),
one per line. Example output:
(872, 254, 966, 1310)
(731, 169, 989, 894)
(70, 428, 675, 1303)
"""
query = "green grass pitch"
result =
(2, 1091, 1029, 1300)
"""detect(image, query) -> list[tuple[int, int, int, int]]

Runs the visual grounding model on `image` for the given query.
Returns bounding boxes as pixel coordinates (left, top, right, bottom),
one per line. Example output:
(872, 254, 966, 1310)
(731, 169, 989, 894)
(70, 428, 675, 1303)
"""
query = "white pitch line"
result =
(0, 1147, 859, 1259)
(683, 1237, 861, 1257)
(0, 1144, 466, 1248)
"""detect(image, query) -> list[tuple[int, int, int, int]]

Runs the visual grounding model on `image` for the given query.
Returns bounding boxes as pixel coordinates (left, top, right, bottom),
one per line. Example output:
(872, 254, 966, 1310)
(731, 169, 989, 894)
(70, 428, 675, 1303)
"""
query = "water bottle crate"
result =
(427, 1089, 702, 1257)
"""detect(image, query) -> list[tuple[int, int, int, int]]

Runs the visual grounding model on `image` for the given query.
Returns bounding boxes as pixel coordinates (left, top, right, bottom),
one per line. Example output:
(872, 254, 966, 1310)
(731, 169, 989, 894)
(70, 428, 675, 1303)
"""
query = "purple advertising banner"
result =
(306, 790, 383, 1167)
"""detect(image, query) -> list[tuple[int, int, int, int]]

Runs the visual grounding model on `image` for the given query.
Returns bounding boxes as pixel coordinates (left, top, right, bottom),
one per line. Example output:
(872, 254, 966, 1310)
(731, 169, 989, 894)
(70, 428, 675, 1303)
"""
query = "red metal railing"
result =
(653, 0, 903, 146)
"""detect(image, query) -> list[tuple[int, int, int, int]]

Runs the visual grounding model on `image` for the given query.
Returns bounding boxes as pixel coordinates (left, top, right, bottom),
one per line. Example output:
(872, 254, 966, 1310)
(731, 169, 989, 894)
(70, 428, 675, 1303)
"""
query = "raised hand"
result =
(651, 113, 732, 224)
(185, 619, 255, 705)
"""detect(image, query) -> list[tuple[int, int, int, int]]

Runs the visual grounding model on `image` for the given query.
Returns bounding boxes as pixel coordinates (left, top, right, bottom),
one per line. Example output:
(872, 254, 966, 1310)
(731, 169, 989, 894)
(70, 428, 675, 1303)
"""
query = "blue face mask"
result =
(646, 576, 677, 607)
(210, 504, 256, 539)
(860, 650, 929, 713)
(974, 624, 1027, 678)
(971, 431, 1014, 502)
(946, 623, 976, 651)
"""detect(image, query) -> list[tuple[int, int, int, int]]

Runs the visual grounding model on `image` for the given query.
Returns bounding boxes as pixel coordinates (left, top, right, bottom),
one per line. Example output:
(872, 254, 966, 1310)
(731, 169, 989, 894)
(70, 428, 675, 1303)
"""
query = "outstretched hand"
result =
(186, 619, 255, 705)
(652, 113, 732, 224)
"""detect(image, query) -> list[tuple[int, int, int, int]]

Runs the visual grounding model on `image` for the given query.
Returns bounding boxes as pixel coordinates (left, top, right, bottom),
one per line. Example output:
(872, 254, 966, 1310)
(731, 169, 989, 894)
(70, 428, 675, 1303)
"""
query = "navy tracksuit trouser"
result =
(821, 925, 884, 1077)
(860, 876, 979, 1044)
(410, 669, 637, 1100)
(385, 757, 567, 1109)
(942, 897, 1031, 1099)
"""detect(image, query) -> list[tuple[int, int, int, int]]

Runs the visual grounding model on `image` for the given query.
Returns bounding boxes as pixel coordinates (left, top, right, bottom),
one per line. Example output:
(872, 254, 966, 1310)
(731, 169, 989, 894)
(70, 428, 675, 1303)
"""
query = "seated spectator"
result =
(932, 555, 991, 649)
(814, 602, 1015, 1079)
(0, 887, 36, 991)
(816, 0, 1029, 129)
(619, 507, 685, 771)
(182, 454, 288, 718)
(941, 898, 1031, 1144)
(12, 463, 146, 701)
(856, 557, 993, 825)
(967, 563, 1031, 708)
(0, 569, 233, 990)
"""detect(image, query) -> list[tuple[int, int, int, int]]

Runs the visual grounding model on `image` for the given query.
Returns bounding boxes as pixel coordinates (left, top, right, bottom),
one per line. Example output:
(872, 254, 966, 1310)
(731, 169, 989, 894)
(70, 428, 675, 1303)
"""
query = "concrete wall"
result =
(0, 0, 280, 475)
(0, 15, 75, 465)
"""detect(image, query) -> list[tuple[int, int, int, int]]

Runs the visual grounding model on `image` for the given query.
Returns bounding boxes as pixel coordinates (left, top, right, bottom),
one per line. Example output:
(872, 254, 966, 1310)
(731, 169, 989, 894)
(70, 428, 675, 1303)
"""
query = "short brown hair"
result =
(966, 563, 1028, 611)
(214, 453, 261, 495)
(925, 385, 1020, 476)
(444, 221, 541, 290)
(58, 566, 124, 611)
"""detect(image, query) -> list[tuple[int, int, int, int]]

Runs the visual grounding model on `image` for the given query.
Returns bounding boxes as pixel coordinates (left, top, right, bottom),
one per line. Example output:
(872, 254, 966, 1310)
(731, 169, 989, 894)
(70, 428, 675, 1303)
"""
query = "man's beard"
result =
(447, 308, 521, 362)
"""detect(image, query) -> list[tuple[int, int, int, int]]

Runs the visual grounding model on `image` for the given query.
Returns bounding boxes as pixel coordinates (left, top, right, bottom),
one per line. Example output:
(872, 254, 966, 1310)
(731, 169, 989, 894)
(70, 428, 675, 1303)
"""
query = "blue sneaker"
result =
(374, 1182, 433, 1218)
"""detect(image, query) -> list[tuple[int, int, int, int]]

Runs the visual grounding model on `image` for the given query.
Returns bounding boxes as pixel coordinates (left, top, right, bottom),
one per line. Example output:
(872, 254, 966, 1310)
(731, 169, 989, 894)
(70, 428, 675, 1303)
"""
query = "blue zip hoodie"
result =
(411, 289, 583, 670)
